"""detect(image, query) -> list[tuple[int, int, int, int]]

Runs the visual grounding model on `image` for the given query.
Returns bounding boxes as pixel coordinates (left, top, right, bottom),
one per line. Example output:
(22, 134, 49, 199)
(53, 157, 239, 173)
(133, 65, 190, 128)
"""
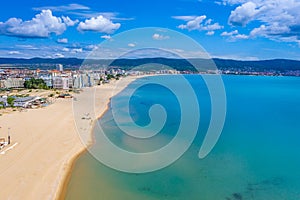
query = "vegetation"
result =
(116, 74, 122, 80)
(24, 78, 48, 89)
(7, 96, 15, 107)
(106, 74, 115, 80)
(0, 101, 5, 108)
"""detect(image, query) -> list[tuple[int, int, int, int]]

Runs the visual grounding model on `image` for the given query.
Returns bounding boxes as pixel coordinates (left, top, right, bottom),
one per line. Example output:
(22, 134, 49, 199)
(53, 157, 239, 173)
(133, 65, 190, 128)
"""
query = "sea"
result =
(62, 75, 300, 200)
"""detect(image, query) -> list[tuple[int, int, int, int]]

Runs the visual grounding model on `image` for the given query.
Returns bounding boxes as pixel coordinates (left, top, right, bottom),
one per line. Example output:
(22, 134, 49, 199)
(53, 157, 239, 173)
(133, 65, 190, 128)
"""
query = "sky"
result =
(0, 0, 300, 60)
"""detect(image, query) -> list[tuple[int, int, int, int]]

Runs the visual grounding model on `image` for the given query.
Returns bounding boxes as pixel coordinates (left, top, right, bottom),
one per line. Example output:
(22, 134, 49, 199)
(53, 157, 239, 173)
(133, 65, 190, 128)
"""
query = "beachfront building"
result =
(52, 76, 72, 90)
(0, 78, 25, 88)
(0, 96, 44, 108)
(39, 74, 53, 88)
(72, 74, 83, 88)
(13, 96, 43, 108)
(72, 72, 99, 88)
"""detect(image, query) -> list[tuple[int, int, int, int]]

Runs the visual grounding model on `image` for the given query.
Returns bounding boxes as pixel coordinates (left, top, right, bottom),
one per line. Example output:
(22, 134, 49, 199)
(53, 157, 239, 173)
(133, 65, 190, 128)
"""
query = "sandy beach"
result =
(0, 76, 140, 200)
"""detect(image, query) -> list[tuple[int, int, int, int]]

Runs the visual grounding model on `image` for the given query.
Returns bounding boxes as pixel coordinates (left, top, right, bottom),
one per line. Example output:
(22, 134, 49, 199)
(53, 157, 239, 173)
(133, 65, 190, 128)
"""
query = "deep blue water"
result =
(64, 75, 300, 200)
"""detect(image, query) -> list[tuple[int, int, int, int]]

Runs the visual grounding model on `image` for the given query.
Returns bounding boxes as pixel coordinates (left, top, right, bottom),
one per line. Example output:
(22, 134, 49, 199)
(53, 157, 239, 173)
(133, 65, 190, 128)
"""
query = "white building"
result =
(53, 76, 72, 89)
(57, 64, 63, 72)
(2, 78, 25, 88)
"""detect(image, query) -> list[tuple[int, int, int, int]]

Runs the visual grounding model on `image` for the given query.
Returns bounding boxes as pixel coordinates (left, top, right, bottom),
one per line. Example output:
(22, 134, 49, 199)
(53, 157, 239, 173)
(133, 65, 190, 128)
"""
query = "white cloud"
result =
(128, 43, 136, 47)
(206, 31, 215, 35)
(62, 47, 70, 52)
(221, 30, 238, 36)
(8, 51, 21, 55)
(71, 48, 83, 53)
(68, 11, 131, 21)
(85, 45, 99, 51)
(177, 15, 206, 31)
(77, 15, 120, 34)
(234, 33, 249, 39)
(62, 16, 78, 26)
(33, 4, 90, 12)
(172, 16, 198, 21)
(57, 38, 68, 44)
(15, 44, 39, 50)
(54, 53, 64, 58)
(152, 33, 170, 40)
(227, 0, 300, 44)
(221, 30, 249, 40)
(215, 0, 247, 6)
(0, 10, 75, 38)
(101, 35, 112, 40)
(229, 2, 260, 26)
(175, 15, 223, 34)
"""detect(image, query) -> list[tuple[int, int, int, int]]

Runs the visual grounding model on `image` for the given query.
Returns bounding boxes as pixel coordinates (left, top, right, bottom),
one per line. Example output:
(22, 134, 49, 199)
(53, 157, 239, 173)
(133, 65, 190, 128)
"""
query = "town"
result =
(1, 59, 300, 109)
(0, 64, 181, 109)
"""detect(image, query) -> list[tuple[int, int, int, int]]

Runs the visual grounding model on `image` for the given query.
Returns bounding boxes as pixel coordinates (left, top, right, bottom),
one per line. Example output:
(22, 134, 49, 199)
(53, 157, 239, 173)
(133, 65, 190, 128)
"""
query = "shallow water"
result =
(63, 75, 300, 200)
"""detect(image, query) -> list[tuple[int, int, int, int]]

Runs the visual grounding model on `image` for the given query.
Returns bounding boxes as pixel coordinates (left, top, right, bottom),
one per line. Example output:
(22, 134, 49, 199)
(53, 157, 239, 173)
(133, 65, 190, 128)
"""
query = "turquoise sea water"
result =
(64, 75, 300, 200)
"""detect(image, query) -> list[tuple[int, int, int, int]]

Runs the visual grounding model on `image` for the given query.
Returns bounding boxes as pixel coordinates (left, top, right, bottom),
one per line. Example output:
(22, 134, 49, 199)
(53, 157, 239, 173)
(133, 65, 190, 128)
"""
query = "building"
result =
(72, 73, 96, 88)
(52, 76, 72, 89)
(57, 64, 63, 72)
(1, 78, 25, 88)
(39, 74, 53, 88)
(0, 97, 8, 107)
(13, 96, 42, 108)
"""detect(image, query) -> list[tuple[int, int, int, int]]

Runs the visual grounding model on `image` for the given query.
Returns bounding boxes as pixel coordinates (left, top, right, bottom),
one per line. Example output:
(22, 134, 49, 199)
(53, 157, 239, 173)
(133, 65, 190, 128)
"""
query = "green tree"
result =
(0, 101, 5, 108)
(106, 74, 115, 80)
(7, 96, 15, 107)
(24, 78, 48, 89)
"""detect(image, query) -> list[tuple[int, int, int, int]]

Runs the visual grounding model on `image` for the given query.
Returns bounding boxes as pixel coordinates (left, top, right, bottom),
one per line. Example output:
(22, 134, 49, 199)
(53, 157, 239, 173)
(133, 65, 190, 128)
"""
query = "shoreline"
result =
(56, 75, 145, 200)
(0, 75, 144, 200)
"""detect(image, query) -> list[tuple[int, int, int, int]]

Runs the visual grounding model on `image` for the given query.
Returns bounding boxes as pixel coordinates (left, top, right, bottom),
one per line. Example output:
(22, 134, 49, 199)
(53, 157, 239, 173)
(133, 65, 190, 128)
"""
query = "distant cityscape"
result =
(1, 57, 300, 91)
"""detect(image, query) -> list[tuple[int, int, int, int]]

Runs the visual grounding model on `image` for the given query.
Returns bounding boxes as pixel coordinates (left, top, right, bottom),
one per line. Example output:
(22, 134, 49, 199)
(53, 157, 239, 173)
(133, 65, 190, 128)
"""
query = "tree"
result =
(106, 74, 115, 80)
(7, 96, 15, 107)
(24, 78, 48, 89)
(0, 101, 5, 108)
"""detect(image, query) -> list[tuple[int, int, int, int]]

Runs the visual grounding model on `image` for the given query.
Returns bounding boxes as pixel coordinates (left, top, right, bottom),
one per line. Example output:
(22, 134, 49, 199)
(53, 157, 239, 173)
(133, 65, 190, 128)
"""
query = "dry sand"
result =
(0, 76, 141, 200)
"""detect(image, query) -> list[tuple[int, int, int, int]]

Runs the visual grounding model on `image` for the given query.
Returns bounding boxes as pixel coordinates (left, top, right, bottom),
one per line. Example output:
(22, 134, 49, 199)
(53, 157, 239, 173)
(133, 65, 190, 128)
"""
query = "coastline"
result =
(0, 75, 143, 200)
(56, 75, 145, 200)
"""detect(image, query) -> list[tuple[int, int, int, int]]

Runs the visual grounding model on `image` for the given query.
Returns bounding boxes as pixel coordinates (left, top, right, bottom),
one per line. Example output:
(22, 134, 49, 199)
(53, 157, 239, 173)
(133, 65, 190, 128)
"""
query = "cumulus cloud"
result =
(0, 10, 75, 38)
(77, 15, 120, 34)
(177, 15, 206, 30)
(221, 30, 238, 36)
(226, 0, 300, 44)
(221, 30, 249, 40)
(229, 2, 259, 26)
(175, 15, 223, 34)
(62, 16, 78, 26)
(152, 33, 170, 40)
(57, 38, 68, 44)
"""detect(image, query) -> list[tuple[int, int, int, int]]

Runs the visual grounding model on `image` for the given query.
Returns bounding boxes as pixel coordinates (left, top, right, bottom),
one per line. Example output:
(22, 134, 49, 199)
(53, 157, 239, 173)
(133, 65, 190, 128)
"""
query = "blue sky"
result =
(0, 0, 300, 60)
